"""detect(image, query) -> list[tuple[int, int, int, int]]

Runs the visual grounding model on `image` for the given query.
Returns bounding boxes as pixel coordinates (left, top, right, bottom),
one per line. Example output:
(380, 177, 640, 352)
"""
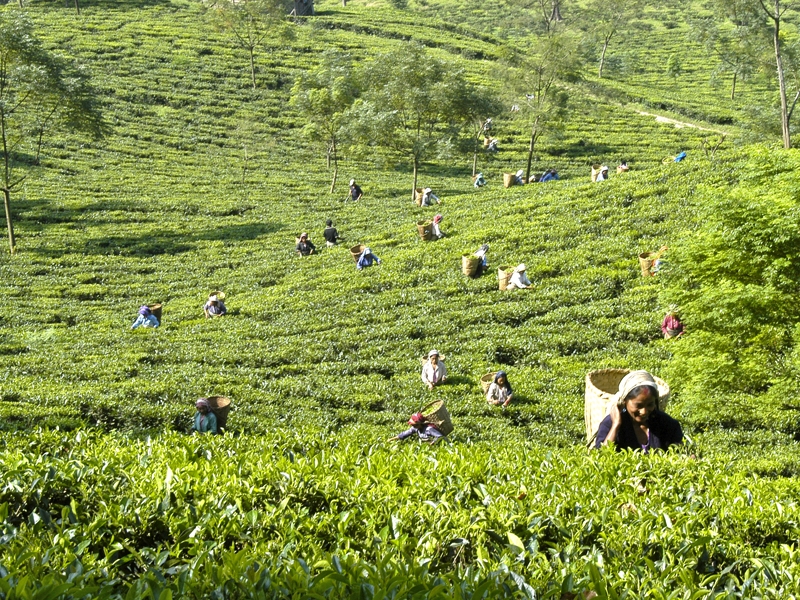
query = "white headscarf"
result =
(615, 370, 659, 407)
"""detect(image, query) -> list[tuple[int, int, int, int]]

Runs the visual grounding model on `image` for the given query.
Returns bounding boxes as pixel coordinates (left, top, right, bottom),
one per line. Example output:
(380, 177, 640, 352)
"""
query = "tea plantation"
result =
(1, 0, 800, 596)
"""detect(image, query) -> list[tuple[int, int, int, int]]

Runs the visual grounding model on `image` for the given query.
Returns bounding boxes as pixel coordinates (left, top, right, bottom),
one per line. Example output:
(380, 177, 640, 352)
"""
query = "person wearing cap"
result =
(323, 219, 342, 248)
(421, 349, 447, 390)
(431, 214, 445, 239)
(486, 371, 513, 407)
(420, 188, 440, 206)
(192, 398, 218, 434)
(506, 264, 531, 290)
(356, 246, 381, 270)
(389, 412, 444, 443)
(595, 166, 609, 182)
(473, 172, 487, 188)
(349, 179, 363, 202)
(204, 294, 227, 318)
(594, 370, 683, 451)
(131, 305, 159, 329)
(296, 232, 316, 256)
(661, 305, 684, 339)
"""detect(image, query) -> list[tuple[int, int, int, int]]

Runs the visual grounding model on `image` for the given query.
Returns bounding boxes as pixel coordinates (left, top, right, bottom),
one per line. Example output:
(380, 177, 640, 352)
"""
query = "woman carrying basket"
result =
(486, 371, 513, 407)
(192, 398, 218, 434)
(421, 349, 447, 390)
(389, 412, 444, 444)
(595, 370, 683, 452)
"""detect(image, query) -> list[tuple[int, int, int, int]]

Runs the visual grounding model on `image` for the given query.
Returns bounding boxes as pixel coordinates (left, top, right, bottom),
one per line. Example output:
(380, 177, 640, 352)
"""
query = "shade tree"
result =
(0, 8, 102, 254)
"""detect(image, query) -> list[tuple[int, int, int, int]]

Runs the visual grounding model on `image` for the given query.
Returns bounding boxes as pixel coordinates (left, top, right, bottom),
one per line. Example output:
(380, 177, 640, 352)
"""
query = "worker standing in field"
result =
(192, 398, 218, 434)
(349, 179, 363, 202)
(131, 306, 159, 329)
(388, 412, 444, 444)
(323, 219, 342, 248)
(421, 349, 447, 390)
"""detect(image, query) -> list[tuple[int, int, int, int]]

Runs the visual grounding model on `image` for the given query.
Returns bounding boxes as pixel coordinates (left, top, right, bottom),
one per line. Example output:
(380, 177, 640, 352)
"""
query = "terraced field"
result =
(1, 0, 799, 596)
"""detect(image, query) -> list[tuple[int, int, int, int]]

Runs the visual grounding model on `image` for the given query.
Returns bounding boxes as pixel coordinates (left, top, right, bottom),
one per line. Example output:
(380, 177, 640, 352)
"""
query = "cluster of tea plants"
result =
(2, 427, 800, 598)
(0, 0, 799, 595)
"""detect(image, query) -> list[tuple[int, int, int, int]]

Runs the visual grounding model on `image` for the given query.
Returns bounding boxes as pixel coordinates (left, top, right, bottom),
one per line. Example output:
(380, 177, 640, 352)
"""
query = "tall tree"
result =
(211, 0, 289, 90)
(584, 0, 639, 78)
(509, 32, 579, 183)
(0, 9, 102, 254)
(290, 51, 358, 193)
(757, 0, 795, 147)
(346, 43, 495, 202)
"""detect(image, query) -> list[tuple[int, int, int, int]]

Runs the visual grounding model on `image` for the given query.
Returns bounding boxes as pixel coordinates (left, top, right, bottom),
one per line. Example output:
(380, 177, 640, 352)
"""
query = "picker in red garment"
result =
(661, 305, 684, 339)
(389, 412, 443, 444)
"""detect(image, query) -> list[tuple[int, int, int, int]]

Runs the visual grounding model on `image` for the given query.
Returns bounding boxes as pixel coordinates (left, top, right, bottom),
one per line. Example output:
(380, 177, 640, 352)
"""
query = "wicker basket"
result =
(638, 252, 655, 277)
(480, 372, 496, 395)
(415, 188, 424, 205)
(591, 164, 602, 182)
(462, 254, 480, 276)
(417, 220, 433, 241)
(350, 244, 365, 263)
(503, 173, 515, 188)
(421, 399, 453, 436)
(148, 303, 162, 322)
(209, 290, 226, 300)
(617, 164, 629, 174)
(584, 369, 670, 444)
(498, 266, 512, 291)
(206, 395, 231, 433)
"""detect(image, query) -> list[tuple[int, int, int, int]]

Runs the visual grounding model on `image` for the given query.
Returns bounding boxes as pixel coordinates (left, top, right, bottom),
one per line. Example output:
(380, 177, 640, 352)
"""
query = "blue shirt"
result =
(193, 411, 218, 434)
(131, 314, 159, 329)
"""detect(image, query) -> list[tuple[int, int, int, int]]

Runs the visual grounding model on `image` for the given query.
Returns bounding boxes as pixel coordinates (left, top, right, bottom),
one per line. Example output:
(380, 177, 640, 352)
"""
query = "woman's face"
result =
(497, 376, 506, 386)
(197, 405, 209, 414)
(625, 389, 656, 425)
(430, 355, 439, 365)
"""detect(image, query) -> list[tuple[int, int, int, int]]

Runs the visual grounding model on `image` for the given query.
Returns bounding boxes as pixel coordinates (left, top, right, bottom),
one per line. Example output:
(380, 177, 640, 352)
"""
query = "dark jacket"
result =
(595, 410, 683, 451)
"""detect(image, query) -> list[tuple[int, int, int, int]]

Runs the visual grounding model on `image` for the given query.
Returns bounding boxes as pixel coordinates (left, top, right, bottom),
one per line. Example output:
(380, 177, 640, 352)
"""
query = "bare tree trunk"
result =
(342, 0, 346, 5)
(329, 138, 338, 193)
(472, 137, 479, 177)
(525, 116, 540, 183)
(411, 157, 418, 204)
(249, 47, 257, 90)
(599, 36, 611, 78)
(773, 14, 791, 148)
(74, 0, 80, 14)
(2, 188, 14, 255)
(550, 0, 562, 22)
(730, 72, 737, 100)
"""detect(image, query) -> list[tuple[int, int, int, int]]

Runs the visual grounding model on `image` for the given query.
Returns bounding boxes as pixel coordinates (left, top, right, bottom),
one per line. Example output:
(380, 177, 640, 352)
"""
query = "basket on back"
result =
(591, 164, 602, 182)
(584, 369, 670, 445)
(415, 188, 424, 205)
(462, 254, 480, 276)
(350, 244, 365, 263)
(498, 266, 512, 290)
(417, 220, 433, 241)
(480, 372, 496, 395)
(503, 173, 515, 188)
(206, 395, 231, 433)
(421, 399, 453, 436)
(148, 303, 163, 323)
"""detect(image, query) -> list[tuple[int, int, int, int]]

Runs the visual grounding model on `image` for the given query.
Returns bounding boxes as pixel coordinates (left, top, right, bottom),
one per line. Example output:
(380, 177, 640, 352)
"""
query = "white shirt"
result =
(421, 360, 447, 386)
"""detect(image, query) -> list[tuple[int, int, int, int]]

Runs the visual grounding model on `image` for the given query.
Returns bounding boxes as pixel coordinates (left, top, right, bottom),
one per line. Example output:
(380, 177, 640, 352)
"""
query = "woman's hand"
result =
(609, 402, 622, 427)
(427, 383, 435, 390)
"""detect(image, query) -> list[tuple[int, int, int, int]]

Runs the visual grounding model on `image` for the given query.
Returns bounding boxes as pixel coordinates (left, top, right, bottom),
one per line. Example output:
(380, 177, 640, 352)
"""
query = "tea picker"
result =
(420, 188, 441, 206)
(204, 292, 227, 318)
(323, 219, 342, 248)
(486, 371, 513, 407)
(661, 305, 684, 339)
(347, 179, 363, 202)
(389, 412, 444, 444)
(131, 305, 159, 329)
(296, 232, 316, 256)
(505, 264, 531, 290)
(594, 370, 683, 452)
(192, 398, 218, 434)
(356, 246, 381, 270)
(421, 349, 447, 390)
